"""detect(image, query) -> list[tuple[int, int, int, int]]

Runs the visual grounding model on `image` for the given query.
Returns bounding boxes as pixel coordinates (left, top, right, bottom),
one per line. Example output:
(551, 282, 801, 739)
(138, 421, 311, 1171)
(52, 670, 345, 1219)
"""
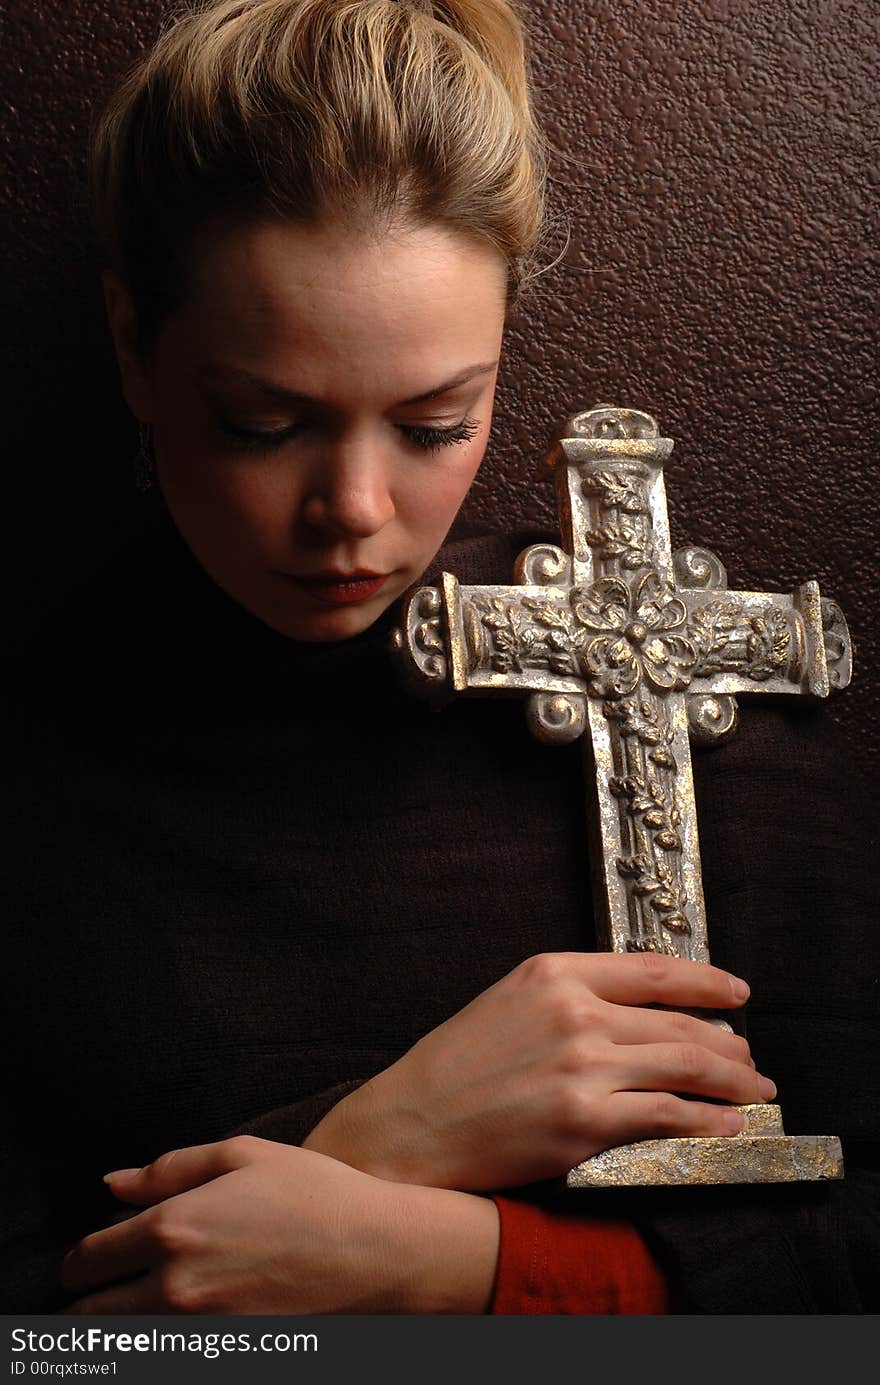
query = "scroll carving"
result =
(392, 402, 851, 1188)
(394, 403, 852, 966)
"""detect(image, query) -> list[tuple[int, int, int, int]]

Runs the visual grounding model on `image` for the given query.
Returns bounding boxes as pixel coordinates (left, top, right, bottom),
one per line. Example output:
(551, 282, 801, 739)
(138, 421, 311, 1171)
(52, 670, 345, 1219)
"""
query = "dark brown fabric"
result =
(2, 1, 877, 765)
(2, 492, 878, 1313)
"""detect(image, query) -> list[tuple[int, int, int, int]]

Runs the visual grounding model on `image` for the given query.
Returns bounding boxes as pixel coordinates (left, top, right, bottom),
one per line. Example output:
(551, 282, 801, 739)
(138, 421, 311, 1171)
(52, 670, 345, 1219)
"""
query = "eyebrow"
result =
(198, 361, 500, 407)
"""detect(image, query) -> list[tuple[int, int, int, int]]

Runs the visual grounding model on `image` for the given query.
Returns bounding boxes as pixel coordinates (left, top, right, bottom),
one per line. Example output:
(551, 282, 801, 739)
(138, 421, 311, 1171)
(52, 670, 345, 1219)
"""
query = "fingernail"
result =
(758, 1075, 777, 1101)
(103, 1167, 141, 1184)
(729, 976, 750, 1002)
(721, 1108, 744, 1135)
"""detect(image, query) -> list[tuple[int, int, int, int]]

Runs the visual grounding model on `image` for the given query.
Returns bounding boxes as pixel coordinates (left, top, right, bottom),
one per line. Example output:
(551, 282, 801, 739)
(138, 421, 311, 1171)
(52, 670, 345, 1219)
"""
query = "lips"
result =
(282, 569, 392, 606)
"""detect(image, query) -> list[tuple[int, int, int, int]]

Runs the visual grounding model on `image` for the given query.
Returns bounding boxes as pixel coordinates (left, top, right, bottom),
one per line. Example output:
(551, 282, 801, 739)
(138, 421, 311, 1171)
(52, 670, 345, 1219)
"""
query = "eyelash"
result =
(218, 417, 481, 455)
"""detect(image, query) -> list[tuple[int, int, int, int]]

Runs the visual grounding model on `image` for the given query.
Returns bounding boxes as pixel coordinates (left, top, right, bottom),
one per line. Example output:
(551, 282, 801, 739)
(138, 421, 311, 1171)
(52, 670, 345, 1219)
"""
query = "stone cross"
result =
(392, 404, 851, 1186)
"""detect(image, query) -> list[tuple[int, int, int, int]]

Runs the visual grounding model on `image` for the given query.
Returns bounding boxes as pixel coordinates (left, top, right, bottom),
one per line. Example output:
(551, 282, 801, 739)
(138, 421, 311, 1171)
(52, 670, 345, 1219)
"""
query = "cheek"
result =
(420, 440, 487, 520)
(164, 456, 291, 550)
(404, 463, 478, 539)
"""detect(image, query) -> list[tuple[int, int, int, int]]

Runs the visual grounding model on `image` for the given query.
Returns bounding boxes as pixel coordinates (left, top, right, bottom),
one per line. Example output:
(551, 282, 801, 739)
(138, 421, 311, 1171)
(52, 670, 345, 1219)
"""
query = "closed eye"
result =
(218, 417, 481, 454)
(400, 417, 480, 451)
(217, 420, 304, 452)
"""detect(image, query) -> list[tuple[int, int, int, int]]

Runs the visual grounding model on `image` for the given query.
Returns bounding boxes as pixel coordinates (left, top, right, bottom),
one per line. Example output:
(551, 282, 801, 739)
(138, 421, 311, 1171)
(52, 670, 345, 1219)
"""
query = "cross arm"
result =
(390, 404, 850, 1186)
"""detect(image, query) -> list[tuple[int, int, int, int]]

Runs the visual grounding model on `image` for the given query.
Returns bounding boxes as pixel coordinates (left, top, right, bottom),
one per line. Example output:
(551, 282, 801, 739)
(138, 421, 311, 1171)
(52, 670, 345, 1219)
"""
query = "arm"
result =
(630, 703, 880, 1313)
(303, 702, 880, 1314)
(61, 1138, 677, 1316)
(61, 1138, 501, 1315)
(300, 952, 765, 1189)
(490, 1197, 673, 1314)
(65, 698, 877, 1315)
(60, 954, 757, 1316)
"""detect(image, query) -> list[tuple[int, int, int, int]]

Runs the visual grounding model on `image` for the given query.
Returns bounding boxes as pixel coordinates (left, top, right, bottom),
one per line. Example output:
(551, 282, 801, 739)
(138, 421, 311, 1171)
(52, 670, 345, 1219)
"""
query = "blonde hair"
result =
(90, 0, 547, 347)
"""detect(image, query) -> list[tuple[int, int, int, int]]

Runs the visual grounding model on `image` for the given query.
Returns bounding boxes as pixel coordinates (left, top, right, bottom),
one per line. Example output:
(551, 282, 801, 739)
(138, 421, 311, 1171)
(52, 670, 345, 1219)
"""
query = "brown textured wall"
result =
(2, 0, 877, 763)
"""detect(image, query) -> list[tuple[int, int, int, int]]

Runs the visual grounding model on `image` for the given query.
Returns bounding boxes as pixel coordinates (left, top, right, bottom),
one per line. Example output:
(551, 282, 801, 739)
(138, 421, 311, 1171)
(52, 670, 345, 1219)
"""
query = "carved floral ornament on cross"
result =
(394, 405, 851, 1188)
(396, 402, 852, 967)
(466, 565, 793, 700)
(480, 570, 700, 699)
(421, 459, 796, 706)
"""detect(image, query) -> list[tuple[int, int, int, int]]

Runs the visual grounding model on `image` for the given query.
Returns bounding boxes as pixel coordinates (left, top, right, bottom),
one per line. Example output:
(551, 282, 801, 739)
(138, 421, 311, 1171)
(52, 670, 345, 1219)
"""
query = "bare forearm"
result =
(389, 1185, 500, 1313)
(302, 952, 764, 1193)
(302, 1068, 419, 1180)
(63, 1139, 500, 1316)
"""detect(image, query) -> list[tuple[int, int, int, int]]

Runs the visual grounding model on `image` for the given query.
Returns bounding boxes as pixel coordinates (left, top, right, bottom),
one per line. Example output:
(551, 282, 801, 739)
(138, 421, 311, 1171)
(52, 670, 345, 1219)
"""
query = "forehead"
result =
(172, 217, 508, 399)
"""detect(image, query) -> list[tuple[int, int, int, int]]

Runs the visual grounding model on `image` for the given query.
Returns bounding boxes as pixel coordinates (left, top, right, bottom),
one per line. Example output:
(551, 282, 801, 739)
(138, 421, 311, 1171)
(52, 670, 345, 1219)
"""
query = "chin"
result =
(259, 597, 395, 644)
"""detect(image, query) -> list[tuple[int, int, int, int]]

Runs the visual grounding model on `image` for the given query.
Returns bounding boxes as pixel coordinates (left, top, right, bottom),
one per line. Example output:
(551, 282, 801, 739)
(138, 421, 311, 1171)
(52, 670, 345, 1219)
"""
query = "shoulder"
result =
(4, 496, 186, 746)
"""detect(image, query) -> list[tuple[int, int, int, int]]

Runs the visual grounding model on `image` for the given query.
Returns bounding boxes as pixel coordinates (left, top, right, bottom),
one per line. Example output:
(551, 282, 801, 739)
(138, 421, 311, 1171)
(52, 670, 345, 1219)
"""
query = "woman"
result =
(3, 0, 877, 1314)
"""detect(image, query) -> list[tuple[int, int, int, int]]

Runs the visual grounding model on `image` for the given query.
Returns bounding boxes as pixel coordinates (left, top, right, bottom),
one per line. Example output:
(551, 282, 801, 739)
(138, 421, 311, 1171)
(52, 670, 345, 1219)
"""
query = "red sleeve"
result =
(489, 1196, 674, 1314)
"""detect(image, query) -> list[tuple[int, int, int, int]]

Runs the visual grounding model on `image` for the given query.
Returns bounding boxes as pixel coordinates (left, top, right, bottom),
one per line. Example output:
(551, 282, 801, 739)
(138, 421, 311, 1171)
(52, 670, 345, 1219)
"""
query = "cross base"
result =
(565, 1105, 843, 1187)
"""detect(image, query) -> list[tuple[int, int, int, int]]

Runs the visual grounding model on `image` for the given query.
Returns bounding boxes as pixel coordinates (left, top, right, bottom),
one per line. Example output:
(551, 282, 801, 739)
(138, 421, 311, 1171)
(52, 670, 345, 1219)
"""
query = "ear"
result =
(102, 270, 155, 423)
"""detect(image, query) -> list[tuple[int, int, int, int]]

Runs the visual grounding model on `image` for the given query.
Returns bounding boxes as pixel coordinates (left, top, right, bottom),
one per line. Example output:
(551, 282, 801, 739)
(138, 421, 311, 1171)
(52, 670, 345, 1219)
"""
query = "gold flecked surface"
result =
(738, 1103, 784, 1135)
(566, 1134, 843, 1188)
(394, 405, 849, 1187)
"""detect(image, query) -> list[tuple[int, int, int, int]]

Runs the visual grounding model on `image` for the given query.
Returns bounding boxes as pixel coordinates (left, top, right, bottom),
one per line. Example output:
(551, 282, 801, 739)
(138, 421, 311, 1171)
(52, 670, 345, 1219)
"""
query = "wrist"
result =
(385, 1185, 500, 1314)
(303, 1067, 431, 1185)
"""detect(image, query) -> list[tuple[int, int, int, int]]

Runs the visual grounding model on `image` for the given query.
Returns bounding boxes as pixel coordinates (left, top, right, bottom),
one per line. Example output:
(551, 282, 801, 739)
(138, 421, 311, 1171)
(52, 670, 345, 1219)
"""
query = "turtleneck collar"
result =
(123, 489, 402, 671)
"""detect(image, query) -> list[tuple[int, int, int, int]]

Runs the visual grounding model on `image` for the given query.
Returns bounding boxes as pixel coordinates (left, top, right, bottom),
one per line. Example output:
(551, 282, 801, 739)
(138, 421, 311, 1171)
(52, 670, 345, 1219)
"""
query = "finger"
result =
(103, 1135, 260, 1206)
(61, 1210, 157, 1296)
(599, 1002, 755, 1065)
(65, 1271, 167, 1315)
(616, 1041, 776, 1106)
(600, 1091, 749, 1148)
(579, 952, 750, 1010)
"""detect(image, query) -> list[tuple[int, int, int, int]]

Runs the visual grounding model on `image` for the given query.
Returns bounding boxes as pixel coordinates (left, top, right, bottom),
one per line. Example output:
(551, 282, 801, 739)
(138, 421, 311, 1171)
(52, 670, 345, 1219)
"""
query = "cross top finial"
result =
(571, 403, 660, 440)
(543, 404, 673, 475)
(395, 404, 852, 952)
(392, 406, 850, 1186)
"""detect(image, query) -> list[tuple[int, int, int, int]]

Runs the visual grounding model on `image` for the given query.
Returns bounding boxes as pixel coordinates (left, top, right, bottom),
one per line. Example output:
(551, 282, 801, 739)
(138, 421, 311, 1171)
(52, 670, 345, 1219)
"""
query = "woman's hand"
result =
(304, 951, 774, 1191)
(61, 1137, 499, 1315)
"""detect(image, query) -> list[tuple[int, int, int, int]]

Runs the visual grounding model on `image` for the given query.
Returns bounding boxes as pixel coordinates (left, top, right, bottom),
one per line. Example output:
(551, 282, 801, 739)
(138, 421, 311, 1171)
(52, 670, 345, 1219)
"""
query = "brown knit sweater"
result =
(3, 491, 878, 1312)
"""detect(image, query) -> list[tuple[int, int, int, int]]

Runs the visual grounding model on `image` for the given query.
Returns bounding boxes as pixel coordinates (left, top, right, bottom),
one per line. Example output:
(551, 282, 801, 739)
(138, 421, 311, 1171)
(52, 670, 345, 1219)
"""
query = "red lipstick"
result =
(283, 569, 391, 606)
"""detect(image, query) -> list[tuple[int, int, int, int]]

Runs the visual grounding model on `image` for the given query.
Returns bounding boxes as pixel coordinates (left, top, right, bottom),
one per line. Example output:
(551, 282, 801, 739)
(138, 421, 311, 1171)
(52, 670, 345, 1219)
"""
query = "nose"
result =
(300, 440, 396, 540)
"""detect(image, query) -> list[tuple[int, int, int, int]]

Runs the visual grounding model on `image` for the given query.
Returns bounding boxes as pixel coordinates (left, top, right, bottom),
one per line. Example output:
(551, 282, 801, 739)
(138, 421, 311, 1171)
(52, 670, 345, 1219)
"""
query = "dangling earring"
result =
(134, 423, 156, 493)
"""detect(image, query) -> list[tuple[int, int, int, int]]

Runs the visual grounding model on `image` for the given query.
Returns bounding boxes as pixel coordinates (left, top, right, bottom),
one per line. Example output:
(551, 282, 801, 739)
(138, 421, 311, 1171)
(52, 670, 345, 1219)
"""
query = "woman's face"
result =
(107, 219, 507, 641)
